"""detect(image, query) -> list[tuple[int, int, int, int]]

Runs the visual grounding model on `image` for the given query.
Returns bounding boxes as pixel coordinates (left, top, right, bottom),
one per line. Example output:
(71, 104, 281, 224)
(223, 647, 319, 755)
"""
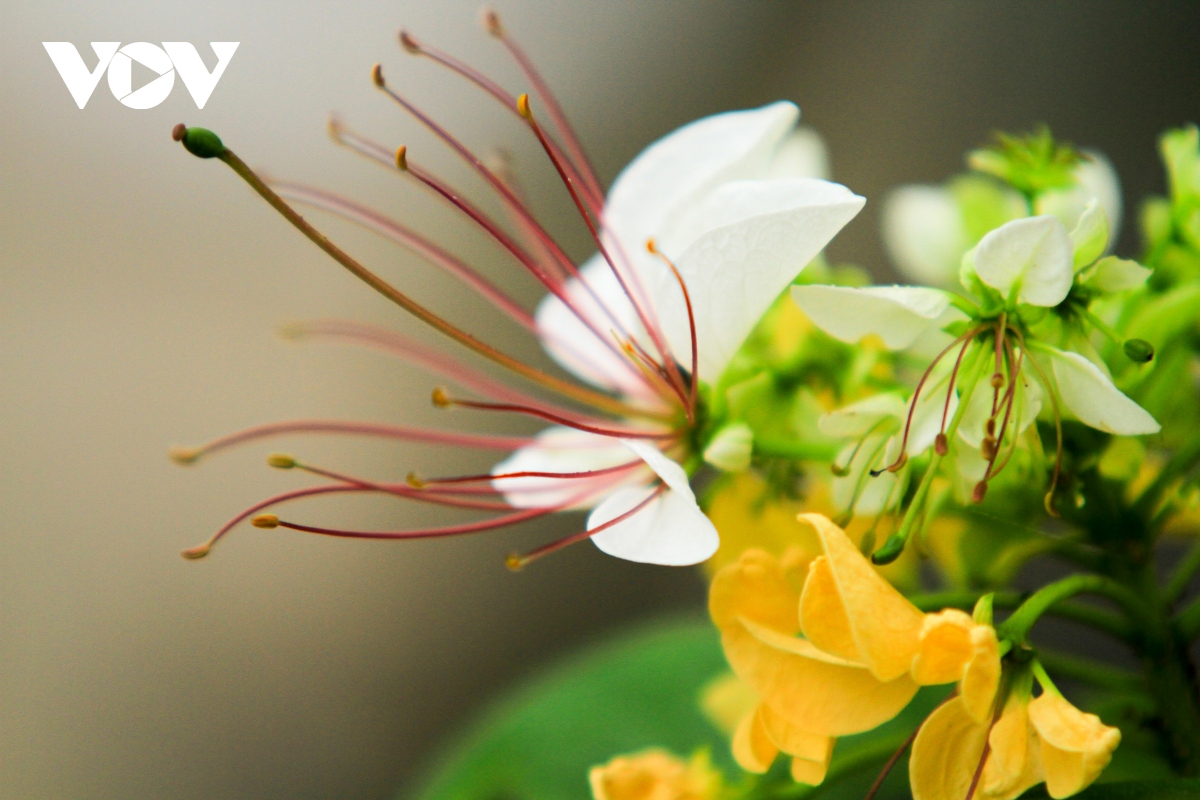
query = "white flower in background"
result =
(882, 150, 1122, 287)
(794, 202, 1157, 511)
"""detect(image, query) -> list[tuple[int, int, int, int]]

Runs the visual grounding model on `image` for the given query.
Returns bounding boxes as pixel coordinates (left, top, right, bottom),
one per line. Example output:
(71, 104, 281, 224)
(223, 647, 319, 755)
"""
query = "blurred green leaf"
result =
(406, 616, 732, 800)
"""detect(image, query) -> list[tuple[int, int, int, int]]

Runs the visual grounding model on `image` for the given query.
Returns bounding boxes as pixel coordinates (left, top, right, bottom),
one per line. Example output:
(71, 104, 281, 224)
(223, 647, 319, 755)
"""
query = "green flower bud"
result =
(172, 124, 226, 159)
(870, 533, 906, 565)
(1123, 338, 1155, 363)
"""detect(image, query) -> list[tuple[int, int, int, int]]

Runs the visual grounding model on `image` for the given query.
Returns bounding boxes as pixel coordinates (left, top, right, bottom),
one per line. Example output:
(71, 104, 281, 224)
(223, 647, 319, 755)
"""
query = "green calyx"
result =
(968, 125, 1082, 197)
(172, 124, 227, 159)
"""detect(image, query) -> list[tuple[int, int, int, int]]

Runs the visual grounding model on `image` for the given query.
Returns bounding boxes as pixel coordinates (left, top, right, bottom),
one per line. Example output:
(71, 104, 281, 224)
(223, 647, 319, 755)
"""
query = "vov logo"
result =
(43, 42, 239, 109)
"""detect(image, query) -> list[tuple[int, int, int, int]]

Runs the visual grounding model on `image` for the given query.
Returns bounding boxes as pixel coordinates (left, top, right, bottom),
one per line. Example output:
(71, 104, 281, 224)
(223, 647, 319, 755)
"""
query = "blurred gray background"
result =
(0, 1, 1197, 798)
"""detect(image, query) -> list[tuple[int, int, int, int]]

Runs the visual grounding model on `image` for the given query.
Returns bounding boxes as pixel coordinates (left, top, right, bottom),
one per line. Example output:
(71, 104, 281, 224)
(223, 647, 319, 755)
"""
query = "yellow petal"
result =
(799, 513, 924, 681)
(798, 556, 859, 662)
(1028, 693, 1121, 799)
(589, 748, 719, 800)
(790, 753, 832, 786)
(758, 703, 835, 765)
(910, 696, 990, 800)
(911, 609, 975, 685)
(732, 706, 778, 773)
(710, 549, 800, 635)
(961, 625, 1001, 724)
(700, 673, 758, 737)
(704, 473, 820, 576)
(982, 692, 1044, 800)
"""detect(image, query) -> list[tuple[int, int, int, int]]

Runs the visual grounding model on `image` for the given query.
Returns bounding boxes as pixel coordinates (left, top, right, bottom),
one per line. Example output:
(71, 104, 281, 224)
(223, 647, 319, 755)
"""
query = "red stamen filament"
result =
(418, 459, 643, 486)
(1010, 326, 1064, 516)
(509, 485, 666, 569)
(169, 419, 532, 466)
(437, 392, 676, 441)
(648, 240, 699, 417)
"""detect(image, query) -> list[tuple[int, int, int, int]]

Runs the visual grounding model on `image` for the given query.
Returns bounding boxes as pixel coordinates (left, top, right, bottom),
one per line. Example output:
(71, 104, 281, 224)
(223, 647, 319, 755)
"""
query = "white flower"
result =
(494, 102, 864, 565)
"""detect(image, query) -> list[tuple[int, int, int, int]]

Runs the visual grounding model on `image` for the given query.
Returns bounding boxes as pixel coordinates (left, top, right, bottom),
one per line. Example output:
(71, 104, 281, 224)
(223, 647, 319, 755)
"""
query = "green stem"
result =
(1175, 596, 1200, 639)
(997, 574, 1150, 643)
(753, 437, 841, 462)
(1166, 537, 1200, 606)
(909, 590, 1135, 641)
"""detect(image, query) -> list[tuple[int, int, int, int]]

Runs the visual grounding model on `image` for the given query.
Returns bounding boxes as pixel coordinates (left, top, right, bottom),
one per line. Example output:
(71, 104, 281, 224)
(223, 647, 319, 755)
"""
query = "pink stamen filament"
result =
(282, 319, 633, 424)
(941, 331, 983, 435)
(520, 100, 688, 406)
(1009, 326, 1064, 515)
(512, 484, 666, 568)
(487, 13, 607, 205)
(272, 182, 536, 332)
(291, 462, 513, 510)
(421, 459, 644, 486)
(397, 30, 603, 214)
(171, 419, 532, 465)
(648, 241, 699, 418)
(440, 395, 677, 441)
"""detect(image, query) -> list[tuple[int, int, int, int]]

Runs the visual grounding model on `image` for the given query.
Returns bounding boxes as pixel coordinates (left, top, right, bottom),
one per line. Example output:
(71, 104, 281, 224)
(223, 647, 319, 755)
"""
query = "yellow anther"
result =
(168, 446, 201, 465)
(180, 543, 211, 560)
(990, 372, 1005, 389)
(481, 7, 503, 37)
(266, 453, 296, 470)
(505, 552, 524, 572)
(887, 452, 908, 473)
(398, 29, 421, 54)
(517, 93, 532, 119)
(431, 387, 452, 407)
(406, 471, 426, 489)
(325, 115, 344, 142)
(252, 514, 280, 529)
(371, 63, 384, 87)
(394, 144, 408, 171)
(646, 238, 658, 254)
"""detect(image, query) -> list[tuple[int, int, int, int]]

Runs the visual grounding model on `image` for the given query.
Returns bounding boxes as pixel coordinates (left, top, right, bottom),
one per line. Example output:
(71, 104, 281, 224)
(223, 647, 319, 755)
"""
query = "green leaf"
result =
(406, 616, 732, 800)
(1022, 779, 1200, 799)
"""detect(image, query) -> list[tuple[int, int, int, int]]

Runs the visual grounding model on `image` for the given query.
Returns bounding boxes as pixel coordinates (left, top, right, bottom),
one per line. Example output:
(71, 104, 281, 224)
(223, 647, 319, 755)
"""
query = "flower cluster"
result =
(166, 13, 1200, 800)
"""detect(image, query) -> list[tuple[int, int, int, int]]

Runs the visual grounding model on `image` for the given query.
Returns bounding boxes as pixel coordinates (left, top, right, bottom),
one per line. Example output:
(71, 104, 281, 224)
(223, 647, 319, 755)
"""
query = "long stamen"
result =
(887, 325, 985, 471)
(412, 460, 643, 487)
(279, 319, 616, 423)
(936, 331, 981, 455)
(518, 96, 688, 404)
(647, 240, 699, 417)
(483, 9, 606, 204)
(988, 336, 1026, 477)
(270, 456, 514, 510)
(397, 29, 603, 213)
(169, 419, 531, 466)
(1010, 327, 1064, 516)
(262, 504, 564, 542)
(271, 182, 536, 331)
(180, 135, 642, 419)
(433, 388, 675, 440)
(507, 485, 666, 570)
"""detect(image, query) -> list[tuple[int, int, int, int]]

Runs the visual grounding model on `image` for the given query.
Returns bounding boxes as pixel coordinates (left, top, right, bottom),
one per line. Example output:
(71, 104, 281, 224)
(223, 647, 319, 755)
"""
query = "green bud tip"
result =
(172, 124, 226, 159)
(870, 534, 906, 565)
(1123, 338, 1155, 363)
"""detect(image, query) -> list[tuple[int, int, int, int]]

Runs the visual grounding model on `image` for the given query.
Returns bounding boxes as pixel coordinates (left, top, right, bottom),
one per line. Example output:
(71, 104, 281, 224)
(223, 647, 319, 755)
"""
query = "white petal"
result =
(534, 254, 665, 402)
(588, 485, 719, 565)
(703, 422, 754, 472)
(1035, 150, 1123, 253)
(604, 102, 800, 269)
(767, 126, 829, 180)
(621, 438, 693, 498)
(882, 185, 969, 286)
(831, 434, 902, 516)
(491, 426, 641, 509)
(974, 216, 1074, 307)
(957, 370, 1042, 448)
(791, 284, 962, 350)
(1081, 256, 1152, 294)
(640, 178, 864, 379)
(1045, 348, 1160, 435)
(1068, 199, 1109, 270)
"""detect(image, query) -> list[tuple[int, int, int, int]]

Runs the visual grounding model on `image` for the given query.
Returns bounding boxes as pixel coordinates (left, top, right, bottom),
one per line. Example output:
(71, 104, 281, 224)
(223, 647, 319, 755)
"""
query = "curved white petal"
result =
(604, 102, 800, 266)
(974, 216, 1074, 307)
(534, 253, 655, 400)
(1068, 200, 1109, 270)
(882, 185, 969, 286)
(1045, 348, 1160, 435)
(588, 484, 719, 566)
(1035, 150, 1123, 253)
(642, 178, 863, 378)
(491, 426, 642, 509)
(791, 284, 962, 350)
(767, 126, 829, 180)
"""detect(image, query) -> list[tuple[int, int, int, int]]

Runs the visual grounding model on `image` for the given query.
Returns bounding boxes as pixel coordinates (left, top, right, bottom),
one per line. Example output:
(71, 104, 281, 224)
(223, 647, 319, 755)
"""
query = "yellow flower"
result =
(910, 671, 1120, 800)
(1028, 691, 1122, 799)
(588, 749, 720, 800)
(708, 513, 1002, 785)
